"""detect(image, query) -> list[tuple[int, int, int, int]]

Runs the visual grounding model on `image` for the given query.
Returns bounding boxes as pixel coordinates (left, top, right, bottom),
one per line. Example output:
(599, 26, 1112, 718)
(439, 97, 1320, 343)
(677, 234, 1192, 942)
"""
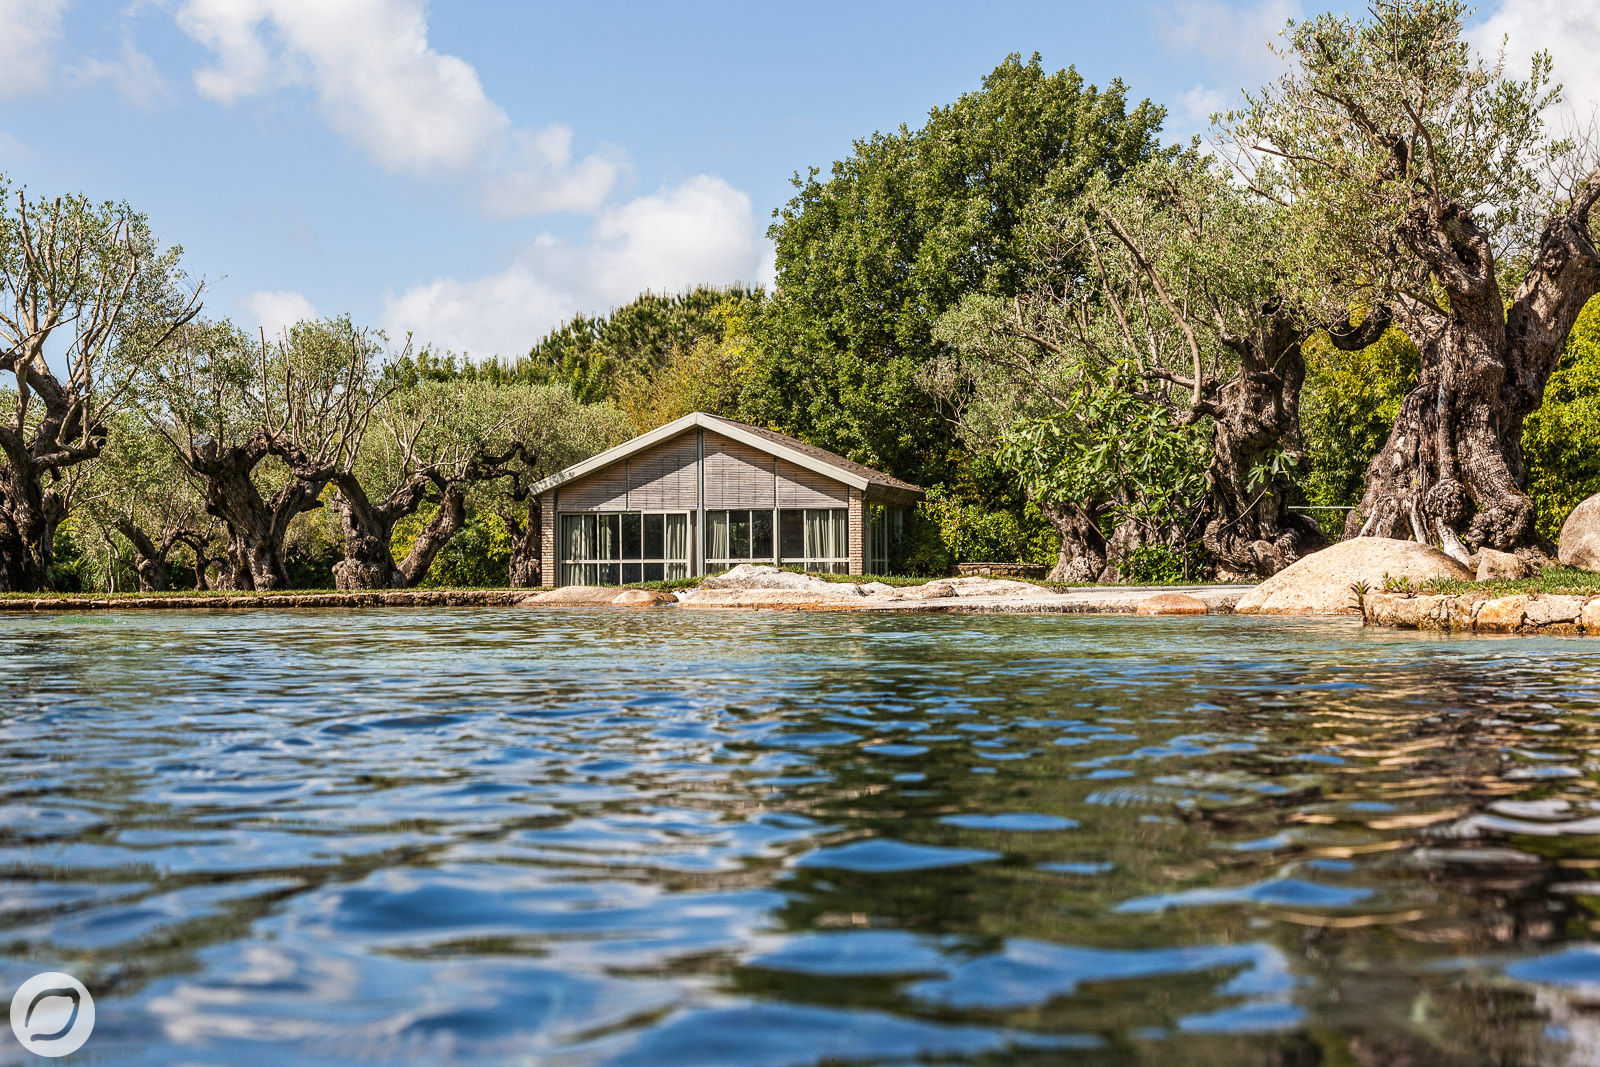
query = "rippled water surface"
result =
(5, 609, 1600, 1065)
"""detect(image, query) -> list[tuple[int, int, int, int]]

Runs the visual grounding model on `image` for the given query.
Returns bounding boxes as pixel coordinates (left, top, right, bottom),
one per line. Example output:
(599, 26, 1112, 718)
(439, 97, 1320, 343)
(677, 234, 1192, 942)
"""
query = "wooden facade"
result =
(531, 413, 922, 587)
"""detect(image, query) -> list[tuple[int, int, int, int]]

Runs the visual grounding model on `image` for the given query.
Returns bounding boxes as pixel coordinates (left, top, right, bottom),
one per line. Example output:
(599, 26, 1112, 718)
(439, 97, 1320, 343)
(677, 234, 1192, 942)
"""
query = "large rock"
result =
(1559, 493, 1600, 572)
(1136, 593, 1208, 616)
(1234, 537, 1473, 616)
(699, 564, 862, 594)
(1477, 548, 1536, 582)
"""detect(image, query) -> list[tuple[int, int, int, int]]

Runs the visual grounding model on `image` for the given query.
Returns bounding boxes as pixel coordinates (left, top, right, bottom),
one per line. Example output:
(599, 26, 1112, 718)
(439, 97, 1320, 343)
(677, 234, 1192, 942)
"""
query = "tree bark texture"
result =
(397, 484, 466, 585)
(187, 434, 324, 591)
(1040, 501, 1108, 583)
(328, 474, 432, 590)
(0, 460, 62, 592)
(1347, 183, 1600, 554)
(505, 497, 541, 588)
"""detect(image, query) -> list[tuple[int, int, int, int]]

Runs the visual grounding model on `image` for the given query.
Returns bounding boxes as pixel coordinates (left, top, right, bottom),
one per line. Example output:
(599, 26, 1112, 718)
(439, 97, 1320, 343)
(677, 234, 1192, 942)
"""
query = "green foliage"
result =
(418, 511, 511, 588)
(913, 486, 1060, 568)
(1226, 0, 1567, 320)
(1432, 566, 1600, 597)
(505, 286, 761, 403)
(1299, 327, 1419, 522)
(748, 54, 1165, 486)
(1524, 298, 1600, 539)
(996, 369, 1210, 539)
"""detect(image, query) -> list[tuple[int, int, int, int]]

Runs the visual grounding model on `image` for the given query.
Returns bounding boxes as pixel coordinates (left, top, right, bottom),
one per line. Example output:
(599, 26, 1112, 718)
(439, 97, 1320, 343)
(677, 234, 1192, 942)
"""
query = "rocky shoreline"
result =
(1364, 591, 1600, 635)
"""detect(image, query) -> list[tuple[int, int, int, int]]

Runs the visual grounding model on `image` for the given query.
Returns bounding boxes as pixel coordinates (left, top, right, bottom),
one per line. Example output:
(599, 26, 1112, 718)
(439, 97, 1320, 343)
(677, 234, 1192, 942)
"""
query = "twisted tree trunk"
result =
(397, 483, 466, 585)
(1198, 308, 1389, 579)
(505, 496, 541, 588)
(0, 459, 63, 591)
(1039, 501, 1108, 583)
(329, 474, 431, 590)
(113, 520, 177, 592)
(1346, 183, 1600, 555)
(187, 434, 324, 591)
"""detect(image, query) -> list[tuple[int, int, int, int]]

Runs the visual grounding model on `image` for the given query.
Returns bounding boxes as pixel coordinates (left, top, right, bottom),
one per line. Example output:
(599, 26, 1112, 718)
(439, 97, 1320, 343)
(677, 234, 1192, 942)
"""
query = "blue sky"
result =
(0, 0, 1591, 360)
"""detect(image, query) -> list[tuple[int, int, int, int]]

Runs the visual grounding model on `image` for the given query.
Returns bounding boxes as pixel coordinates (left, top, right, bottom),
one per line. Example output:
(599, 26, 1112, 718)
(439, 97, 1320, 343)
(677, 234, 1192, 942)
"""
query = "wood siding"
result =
(560, 431, 700, 512)
(777, 459, 849, 508)
(702, 432, 776, 509)
(626, 431, 700, 511)
(560, 462, 630, 511)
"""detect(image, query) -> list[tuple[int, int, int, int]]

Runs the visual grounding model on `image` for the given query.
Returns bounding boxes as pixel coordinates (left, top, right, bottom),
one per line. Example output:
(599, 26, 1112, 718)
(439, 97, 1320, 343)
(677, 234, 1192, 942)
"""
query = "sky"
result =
(1, 0, 1595, 362)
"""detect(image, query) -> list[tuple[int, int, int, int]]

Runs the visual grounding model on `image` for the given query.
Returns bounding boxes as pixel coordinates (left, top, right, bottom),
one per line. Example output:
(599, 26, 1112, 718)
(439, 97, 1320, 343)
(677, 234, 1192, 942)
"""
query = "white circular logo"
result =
(10, 972, 94, 1057)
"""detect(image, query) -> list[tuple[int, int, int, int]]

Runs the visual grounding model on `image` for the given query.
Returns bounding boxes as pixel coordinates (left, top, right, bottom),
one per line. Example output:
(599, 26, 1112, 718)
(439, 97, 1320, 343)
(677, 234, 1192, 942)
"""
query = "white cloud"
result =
(1469, 0, 1600, 116)
(174, 0, 622, 214)
(1177, 83, 1228, 132)
(0, 0, 72, 97)
(71, 38, 169, 107)
(241, 289, 318, 339)
(1157, 0, 1299, 137)
(383, 176, 769, 359)
(1158, 0, 1300, 74)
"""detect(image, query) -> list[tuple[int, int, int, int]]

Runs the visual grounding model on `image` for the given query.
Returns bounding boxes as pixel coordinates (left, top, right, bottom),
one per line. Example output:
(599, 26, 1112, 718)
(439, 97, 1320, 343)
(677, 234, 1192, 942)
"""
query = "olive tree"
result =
(937, 154, 1390, 580)
(1225, 0, 1600, 557)
(140, 317, 388, 589)
(0, 183, 199, 590)
(80, 412, 217, 591)
(327, 379, 524, 589)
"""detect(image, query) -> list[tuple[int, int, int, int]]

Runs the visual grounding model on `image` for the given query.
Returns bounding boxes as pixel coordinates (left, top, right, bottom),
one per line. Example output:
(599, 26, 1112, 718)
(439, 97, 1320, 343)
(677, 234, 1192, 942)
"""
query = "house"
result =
(528, 412, 924, 586)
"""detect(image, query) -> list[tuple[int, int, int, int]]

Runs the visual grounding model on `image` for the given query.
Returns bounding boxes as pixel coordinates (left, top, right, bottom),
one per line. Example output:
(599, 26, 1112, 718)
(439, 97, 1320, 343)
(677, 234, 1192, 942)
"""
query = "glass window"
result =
(753, 511, 773, 559)
(557, 511, 691, 586)
(704, 509, 779, 570)
(780, 509, 804, 559)
(778, 508, 850, 574)
(643, 514, 664, 558)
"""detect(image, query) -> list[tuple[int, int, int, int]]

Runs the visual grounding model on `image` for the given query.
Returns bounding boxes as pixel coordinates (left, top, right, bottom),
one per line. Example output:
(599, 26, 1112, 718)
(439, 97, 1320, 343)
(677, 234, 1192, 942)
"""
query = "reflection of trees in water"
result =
(737, 641, 1600, 1063)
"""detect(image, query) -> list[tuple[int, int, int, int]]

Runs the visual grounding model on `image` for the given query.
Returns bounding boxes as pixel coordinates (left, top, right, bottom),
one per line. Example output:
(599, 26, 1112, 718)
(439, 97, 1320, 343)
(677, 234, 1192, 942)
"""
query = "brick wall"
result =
(848, 487, 865, 576)
(539, 491, 557, 587)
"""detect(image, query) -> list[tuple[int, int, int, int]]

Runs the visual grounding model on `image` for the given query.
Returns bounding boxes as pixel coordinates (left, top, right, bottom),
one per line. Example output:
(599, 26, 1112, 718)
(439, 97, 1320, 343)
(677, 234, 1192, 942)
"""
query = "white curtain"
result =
(830, 509, 848, 561)
(562, 516, 583, 561)
(707, 511, 731, 561)
(595, 514, 618, 561)
(665, 514, 689, 562)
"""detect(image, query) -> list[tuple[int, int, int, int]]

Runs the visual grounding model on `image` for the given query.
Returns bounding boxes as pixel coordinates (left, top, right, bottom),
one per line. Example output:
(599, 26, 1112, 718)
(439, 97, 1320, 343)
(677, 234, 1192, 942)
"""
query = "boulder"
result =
(680, 588, 865, 610)
(894, 576, 1042, 601)
(1582, 598, 1600, 634)
(1559, 493, 1600, 572)
(1234, 537, 1473, 616)
(519, 586, 628, 607)
(699, 564, 862, 594)
(1136, 593, 1208, 616)
(611, 588, 677, 607)
(1477, 548, 1537, 582)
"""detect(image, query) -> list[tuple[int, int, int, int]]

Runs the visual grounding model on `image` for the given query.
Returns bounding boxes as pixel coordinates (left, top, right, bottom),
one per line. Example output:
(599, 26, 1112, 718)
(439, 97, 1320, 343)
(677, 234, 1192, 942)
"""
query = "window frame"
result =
(559, 510, 691, 586)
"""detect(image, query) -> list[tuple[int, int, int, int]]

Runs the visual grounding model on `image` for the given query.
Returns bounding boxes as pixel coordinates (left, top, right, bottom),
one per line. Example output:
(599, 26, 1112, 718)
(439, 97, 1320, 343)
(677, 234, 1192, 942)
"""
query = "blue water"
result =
(3, 608, 1600, 1065)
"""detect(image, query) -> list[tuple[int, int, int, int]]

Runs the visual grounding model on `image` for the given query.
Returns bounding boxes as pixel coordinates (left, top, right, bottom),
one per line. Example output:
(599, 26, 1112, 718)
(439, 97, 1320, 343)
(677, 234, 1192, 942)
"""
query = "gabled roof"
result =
(529, 412, 925, 501)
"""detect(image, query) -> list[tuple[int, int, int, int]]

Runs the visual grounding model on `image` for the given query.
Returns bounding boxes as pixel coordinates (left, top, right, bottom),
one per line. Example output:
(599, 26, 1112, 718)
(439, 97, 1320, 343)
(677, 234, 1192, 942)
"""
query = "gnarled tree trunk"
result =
(0, 461, 63, 592)
(397, 483, 466, 586)
(1039, 501, 1108, 583)
(1198, 309, 1389, 579)
(188, 435, 324, 591)
(113, 520, 176, 592)
(505, 496, 541, 588)
(1346, 186, 1600, 555)
(329, 475, 431, 590)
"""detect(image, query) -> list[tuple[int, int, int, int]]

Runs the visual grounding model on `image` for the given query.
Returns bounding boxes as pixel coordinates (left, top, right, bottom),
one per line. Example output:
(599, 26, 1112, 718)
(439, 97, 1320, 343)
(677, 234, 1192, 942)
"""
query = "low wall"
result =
(1365, 591, 1600, 635)
(954, 563, 1049, 579)
(0, 590, 527, 612)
